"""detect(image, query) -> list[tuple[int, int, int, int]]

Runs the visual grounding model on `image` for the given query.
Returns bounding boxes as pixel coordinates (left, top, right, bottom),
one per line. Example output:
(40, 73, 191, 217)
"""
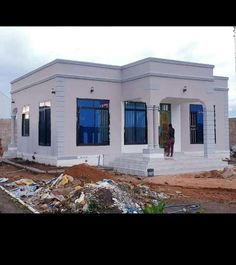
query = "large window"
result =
(22, 105, 30, 136)
(39, 101, 51, 146)
(77, 99, 110, 145)
(124, 101, 147, 145)
(190, 104, 203, 144)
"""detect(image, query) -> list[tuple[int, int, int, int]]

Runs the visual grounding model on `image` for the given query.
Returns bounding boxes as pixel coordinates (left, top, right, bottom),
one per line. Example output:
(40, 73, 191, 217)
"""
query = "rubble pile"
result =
(0, 163, 169, 213)
(195, 166, 236, 179)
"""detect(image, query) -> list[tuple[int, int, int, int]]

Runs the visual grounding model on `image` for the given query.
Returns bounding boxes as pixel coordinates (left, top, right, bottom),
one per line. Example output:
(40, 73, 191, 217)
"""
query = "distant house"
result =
(6, 57, 230, 175)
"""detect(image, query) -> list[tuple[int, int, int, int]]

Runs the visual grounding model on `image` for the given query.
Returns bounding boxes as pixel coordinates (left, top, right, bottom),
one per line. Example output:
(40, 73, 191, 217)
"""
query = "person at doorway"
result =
(166, 123, 175, 157)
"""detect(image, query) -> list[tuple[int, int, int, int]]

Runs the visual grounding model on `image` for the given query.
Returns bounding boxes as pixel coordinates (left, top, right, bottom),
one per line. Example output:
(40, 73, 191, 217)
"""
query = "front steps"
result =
(110, 153, 228, 176)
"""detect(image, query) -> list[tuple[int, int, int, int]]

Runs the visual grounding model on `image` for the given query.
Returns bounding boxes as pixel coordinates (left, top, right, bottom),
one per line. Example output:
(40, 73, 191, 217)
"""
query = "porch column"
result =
(4, 112, 17, 158)
(203, 106, 215, 157)
(147, 105, 154, 149)
(143, 104, 163, 158)
(9, 114, 16, 147)
(153, 105, 159, 149)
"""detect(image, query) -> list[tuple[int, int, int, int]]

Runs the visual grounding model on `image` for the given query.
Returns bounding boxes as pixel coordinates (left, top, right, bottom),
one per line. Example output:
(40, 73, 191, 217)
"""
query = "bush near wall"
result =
(0, 119, 11, 152)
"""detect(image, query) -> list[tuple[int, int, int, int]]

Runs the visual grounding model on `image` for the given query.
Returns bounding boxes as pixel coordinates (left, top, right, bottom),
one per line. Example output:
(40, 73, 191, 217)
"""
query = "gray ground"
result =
(0, 188, 31, 213)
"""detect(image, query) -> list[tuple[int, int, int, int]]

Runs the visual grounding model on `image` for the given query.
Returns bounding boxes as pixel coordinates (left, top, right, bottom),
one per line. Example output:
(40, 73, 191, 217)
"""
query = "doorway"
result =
(159, 103, 171, 148)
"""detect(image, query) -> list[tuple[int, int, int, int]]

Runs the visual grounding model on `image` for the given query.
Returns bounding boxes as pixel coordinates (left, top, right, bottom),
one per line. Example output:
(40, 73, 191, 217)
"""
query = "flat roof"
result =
(11, 57, 215, 84)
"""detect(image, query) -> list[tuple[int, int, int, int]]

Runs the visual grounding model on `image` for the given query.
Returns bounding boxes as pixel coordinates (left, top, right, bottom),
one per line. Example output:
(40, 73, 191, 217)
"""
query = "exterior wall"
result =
(12, 79, 57, 164)
(63, 78, 122, 165)
(229, 118, 236, 148)
(0, 119, 11, 151)
(10, 57, 229, 165)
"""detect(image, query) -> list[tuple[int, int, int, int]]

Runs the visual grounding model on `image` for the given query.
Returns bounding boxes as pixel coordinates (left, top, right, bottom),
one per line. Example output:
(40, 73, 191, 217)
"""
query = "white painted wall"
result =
(10, 57, 229, 165)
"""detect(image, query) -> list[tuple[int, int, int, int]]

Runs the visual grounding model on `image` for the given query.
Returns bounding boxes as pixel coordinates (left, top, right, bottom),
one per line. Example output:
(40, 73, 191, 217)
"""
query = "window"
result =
(214, 105, 216, 144)
(39, 101, 51, 146)
(77, 99, 110, 145)
(190, 104, 203, 144)
(124, 101, 147, 145)
(22, 105, 30, 136)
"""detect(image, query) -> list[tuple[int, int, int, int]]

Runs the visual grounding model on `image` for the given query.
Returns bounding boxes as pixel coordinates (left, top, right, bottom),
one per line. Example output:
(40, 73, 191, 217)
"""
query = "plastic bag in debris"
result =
(10, 184, 39, 198)
(15, 179, 36, 186)
(0, 178, 8, 183)
(50, 174, 74, 188)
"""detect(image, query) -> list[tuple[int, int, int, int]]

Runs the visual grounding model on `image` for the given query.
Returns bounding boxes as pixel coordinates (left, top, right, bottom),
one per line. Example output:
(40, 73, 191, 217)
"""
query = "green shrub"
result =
(143, 201, 166, 214)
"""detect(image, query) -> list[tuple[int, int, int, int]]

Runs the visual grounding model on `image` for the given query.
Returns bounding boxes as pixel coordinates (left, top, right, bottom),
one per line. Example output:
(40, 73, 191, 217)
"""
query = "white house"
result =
(5, 57, 230, 176)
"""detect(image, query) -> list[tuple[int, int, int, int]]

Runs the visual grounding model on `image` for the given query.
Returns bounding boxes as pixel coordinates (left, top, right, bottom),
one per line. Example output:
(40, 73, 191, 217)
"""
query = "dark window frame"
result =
(124, 101, 147, 145)
(38, 103, 51, 146)
(76, 98, 110, 146)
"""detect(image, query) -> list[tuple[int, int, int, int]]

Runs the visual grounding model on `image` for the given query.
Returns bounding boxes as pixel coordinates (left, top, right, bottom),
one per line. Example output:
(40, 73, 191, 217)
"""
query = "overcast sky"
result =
(0, 26, 236, 117)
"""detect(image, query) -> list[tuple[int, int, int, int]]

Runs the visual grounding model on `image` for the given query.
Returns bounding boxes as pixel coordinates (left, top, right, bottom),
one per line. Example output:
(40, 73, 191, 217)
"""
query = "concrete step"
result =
(110, 153, 228, 177)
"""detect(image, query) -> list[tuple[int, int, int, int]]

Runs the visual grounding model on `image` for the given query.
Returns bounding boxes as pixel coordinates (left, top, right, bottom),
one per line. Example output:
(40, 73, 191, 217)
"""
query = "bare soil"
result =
(1, 161, 236, 213)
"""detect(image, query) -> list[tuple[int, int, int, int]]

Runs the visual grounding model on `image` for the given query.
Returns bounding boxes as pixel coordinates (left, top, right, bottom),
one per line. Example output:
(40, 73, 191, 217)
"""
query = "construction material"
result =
(3, 159, 46, 173)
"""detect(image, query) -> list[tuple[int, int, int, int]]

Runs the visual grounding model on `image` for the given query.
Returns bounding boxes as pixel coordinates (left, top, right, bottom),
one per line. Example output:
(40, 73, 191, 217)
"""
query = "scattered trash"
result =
(0, 178, 8, 183)
(1, 163, 171, 214)
(75, 192, 85, 204)
(15, 179, 36, 186)
(157, 192, 169, 200)
(10, 184, 39, 198)
(175, 191, 182, 194)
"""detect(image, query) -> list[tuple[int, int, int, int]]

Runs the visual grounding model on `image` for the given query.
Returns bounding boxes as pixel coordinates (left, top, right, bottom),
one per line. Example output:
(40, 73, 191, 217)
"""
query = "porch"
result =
(110, 152, 228, 177)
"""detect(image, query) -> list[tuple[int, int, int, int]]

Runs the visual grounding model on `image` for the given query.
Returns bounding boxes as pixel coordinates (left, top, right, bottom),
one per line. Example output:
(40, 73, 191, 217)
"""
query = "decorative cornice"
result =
(11, 57, 216, 84)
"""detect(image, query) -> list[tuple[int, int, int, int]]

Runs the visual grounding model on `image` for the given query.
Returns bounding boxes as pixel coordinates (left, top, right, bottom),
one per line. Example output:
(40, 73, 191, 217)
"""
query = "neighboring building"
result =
(229, 117, 236, 148)
(0, 119, 11, 152)
(0, 91, 11, 119)
(6, 57, 230, 175)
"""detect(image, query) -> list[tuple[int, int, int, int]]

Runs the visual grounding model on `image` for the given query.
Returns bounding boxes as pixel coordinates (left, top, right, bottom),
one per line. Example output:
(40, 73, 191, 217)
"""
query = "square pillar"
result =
(143, 104, 163, 158)
(203, 106, 216, 157)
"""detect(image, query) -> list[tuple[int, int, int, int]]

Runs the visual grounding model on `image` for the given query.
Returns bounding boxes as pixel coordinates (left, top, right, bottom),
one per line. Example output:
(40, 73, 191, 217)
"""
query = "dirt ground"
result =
(1, 161, 236, 213)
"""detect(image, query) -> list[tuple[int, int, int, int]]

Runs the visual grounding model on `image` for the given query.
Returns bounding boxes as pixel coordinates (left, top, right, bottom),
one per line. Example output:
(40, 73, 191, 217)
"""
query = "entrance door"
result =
(159, 103, 171, 148)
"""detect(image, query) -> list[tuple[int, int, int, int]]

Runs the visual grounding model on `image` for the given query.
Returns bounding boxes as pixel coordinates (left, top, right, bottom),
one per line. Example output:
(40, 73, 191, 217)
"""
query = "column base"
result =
(142, 148, 164, 158)
(3, 145, 17, 158)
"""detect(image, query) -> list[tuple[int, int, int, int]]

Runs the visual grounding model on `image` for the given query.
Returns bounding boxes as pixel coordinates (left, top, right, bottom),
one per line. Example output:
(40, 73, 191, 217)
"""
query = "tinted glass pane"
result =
(190, 104, 203, 144)
(136, 111, 146, 144)
(78, 99, 94, 108)
(45, 108, 51, 145)
(39, 109, 45, 145)
(80, 109, 94, 127)
(39, 106, 51, 146)
(77, 101, 109, 145)
(125, 102, 135, 109)
(125, 110, 135, 144)
(95, 109, 109, 144)
(135, 102, 146, 110)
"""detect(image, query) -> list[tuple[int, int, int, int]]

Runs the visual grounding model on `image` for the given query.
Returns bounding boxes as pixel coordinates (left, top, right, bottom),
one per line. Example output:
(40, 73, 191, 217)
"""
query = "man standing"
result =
(166, 124, 175, 157)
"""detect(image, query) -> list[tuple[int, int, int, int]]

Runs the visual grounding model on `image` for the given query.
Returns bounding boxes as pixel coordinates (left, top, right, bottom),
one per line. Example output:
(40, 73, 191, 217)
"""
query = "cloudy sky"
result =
(0, 26, 236, 117)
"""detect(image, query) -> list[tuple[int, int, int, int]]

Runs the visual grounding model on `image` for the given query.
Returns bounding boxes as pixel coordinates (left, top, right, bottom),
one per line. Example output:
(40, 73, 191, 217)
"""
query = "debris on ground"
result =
(0, 178, 8, 183)
(194, 166, 236, 179)
(0, 163, 170, 213)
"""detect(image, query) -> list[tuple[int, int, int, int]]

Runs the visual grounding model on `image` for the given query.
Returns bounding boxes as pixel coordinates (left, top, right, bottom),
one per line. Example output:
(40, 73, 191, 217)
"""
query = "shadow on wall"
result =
(0, 119, 11, 152)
